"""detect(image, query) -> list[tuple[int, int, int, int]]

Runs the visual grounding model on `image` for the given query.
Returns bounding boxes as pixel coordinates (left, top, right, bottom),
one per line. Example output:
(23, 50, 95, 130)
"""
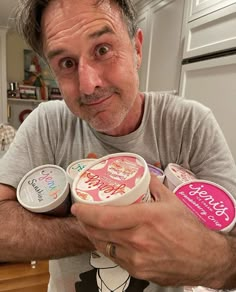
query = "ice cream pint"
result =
(66, 159, 96, 186)
(164, 163, 196, 191)
(174, 180, 236, 232)
(72, 153, 151, 205)
(17, 164, 70, 216)
(148, 164, 165, 183)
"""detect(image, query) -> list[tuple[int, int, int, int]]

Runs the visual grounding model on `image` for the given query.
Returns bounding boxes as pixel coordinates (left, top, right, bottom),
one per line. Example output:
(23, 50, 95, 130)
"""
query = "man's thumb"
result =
(149, 174, 173, 201)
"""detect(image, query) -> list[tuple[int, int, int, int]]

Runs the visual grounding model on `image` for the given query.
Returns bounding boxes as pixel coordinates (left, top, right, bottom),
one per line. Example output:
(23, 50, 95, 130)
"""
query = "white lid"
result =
(17, 164, 69, 213)
(164, 163, 196, 188)
(72, 152, 150, 205)
(66, 159, 96, 185)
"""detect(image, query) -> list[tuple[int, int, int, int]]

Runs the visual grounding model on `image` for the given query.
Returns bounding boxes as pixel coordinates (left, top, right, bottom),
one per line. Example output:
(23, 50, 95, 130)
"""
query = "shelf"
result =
(8, 98, 46, 103)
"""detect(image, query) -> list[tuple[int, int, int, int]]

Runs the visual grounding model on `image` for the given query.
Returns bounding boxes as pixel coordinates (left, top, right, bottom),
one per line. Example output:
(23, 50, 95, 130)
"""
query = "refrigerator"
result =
(179, 1, 236, 161)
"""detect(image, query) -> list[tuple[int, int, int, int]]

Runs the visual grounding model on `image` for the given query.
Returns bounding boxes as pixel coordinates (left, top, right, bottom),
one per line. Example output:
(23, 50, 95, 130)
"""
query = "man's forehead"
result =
(42, 0, 121, 31)
(42, 0, 125, 59)
(45, 0, 115, 14)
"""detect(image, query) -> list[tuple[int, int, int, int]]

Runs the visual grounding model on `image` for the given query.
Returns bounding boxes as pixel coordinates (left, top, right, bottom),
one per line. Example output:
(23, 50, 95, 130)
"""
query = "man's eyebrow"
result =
(47, 49, 66, 61)
(88, 25, 114, 39)
(46, 26, 114, 60)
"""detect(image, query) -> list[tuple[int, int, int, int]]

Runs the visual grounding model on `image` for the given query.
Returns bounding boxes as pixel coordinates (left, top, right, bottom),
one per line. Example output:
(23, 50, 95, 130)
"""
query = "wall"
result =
(136, 0, 185, 93)
(0, 27, 8, 124)
(6, 31, 37, 129)
(6, 30, 29, 83)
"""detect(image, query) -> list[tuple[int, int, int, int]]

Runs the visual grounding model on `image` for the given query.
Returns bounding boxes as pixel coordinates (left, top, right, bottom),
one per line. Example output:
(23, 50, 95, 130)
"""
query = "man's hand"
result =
(71, 175, 231, 288)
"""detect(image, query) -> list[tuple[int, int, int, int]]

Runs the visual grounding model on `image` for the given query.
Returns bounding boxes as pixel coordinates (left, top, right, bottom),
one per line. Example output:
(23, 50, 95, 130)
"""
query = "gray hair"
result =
(15, 0, 138, 59)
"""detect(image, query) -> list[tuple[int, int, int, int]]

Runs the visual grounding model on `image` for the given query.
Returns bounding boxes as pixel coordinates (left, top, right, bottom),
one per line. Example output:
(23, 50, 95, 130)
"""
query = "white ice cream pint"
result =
(164, 163, 196, 191)
(17, 164, 70, 216)
(66, 159, 96, 186)
(72, 152, 151, 205)
(174, 180, 236, 232)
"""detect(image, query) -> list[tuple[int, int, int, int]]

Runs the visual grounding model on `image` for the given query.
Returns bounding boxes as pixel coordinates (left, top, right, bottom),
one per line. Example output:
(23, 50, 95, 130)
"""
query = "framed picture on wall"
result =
(24, 49, 58, 89)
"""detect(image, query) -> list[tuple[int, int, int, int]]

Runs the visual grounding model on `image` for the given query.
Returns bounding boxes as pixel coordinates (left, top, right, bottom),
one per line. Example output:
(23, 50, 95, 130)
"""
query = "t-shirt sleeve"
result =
(188, 110, 236, 197)
(159, 95, 236, 199)
(0, 103, 56, 188)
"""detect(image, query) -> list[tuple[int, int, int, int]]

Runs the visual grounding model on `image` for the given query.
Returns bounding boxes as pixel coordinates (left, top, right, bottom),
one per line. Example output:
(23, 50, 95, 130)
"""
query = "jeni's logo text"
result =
(188, 184, 229, 221)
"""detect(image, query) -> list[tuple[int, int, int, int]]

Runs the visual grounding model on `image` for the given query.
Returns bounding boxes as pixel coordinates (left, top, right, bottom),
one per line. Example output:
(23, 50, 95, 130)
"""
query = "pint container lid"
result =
(17, 164, 69, 213)
(72, 153, 150, 205)
(174, 179, 236, 232)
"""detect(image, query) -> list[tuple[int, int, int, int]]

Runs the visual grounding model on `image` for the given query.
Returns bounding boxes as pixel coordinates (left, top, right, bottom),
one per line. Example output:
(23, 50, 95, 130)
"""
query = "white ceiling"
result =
(0, 0, 18, 28)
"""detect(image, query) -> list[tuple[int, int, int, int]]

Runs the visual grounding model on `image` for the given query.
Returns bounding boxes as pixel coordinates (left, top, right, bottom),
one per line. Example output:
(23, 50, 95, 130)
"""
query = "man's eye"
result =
(95, 45, 110, 57)
(60, 58, 75, 69)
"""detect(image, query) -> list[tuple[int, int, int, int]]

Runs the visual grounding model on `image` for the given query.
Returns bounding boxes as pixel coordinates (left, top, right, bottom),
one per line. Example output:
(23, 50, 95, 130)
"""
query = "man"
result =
(0, 0, 236, 291)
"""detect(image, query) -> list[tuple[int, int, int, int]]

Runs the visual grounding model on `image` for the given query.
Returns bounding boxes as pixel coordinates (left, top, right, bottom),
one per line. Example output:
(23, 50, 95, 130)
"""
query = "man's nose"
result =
(78, 61, 103, 95)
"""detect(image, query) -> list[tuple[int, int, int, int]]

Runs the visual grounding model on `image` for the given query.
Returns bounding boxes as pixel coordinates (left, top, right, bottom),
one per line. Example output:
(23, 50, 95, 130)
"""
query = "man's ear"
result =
(134, 28, 143, 69)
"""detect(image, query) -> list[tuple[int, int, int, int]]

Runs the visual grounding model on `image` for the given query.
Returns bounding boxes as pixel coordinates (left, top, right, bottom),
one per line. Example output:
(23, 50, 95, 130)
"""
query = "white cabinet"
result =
(136, 6, 150, 91)
(180, 0, 236, 162)
(136, 0, 185, 93)
(0, 28, 8, 124)
(183, 3, 236, 59)
(7, 98, 41, 129)
(187, 0, 236, 21)
(180, 54, 236, 161)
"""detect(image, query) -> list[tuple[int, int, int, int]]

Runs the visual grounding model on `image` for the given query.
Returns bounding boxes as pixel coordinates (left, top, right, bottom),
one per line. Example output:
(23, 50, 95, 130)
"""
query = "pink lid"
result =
(72, 153, 150, 205)
(174, 180, 236, 232)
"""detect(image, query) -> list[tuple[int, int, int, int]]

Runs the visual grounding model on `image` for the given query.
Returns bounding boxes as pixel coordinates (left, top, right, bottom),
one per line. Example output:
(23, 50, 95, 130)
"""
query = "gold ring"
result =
(106, 242, 116, 258)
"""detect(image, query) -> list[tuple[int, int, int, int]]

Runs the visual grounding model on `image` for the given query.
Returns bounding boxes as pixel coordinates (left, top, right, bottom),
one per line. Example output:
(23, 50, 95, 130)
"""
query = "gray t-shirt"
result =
(1, 92, 236, 292)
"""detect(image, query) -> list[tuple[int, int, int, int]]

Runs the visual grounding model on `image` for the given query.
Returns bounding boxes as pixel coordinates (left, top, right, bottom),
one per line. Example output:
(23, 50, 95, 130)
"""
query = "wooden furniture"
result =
(0, 260, 49, 292)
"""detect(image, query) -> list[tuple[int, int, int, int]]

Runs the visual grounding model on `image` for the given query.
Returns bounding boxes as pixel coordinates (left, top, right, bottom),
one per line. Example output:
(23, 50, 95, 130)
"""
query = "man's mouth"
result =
(79, 87, 118, 106)
(84, 95, 112, 106)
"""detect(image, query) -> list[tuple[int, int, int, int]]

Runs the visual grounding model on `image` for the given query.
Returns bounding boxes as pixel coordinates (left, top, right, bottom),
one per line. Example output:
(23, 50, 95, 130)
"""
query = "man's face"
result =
(41, 0, 143, 136)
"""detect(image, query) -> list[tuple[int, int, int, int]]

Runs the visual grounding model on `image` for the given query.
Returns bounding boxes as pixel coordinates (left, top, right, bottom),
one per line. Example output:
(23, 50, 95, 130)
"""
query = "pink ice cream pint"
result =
(72, 153, 151, 205)
(17, 165, 70, 216)
(174, 180, 236, 232)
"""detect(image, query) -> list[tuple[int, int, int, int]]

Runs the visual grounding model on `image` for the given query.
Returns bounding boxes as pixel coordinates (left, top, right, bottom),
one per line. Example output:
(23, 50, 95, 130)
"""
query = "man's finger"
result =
(71, 202, 150, 230)
(150, 174, 174, 201)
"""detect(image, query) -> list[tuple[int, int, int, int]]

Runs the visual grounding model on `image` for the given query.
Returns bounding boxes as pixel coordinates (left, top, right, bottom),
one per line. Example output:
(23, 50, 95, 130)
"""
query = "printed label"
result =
(75, 156, 145, 202)
(175, 181, 236, 230)
(19, 167, 67, 207)
(170, 164, 196, 182)
(68, 159, 95, 180)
